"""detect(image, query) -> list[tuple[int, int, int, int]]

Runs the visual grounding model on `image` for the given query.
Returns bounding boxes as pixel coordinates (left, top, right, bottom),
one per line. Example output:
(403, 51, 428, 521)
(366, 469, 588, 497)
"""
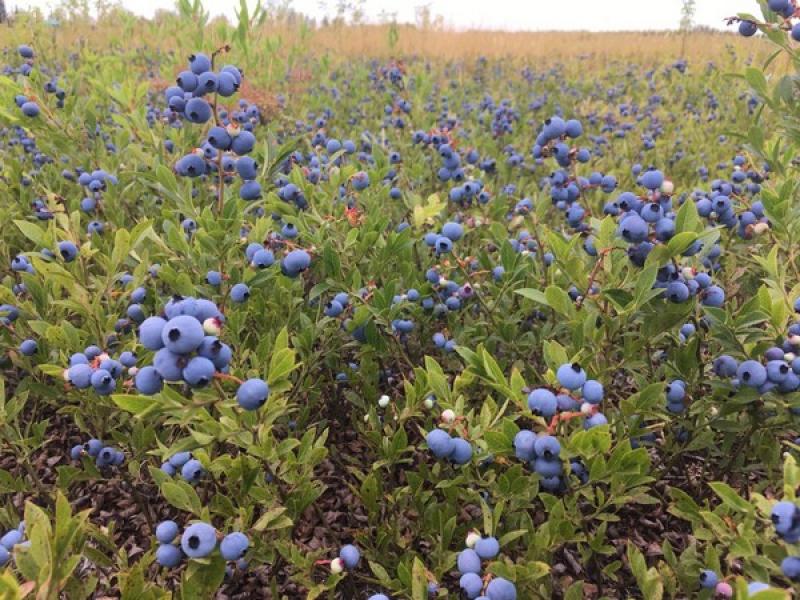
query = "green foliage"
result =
(1, 3, 800, 599)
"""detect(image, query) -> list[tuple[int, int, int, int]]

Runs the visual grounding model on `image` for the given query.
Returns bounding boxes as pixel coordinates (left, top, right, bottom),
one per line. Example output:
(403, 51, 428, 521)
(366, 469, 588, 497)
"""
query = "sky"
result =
(10, 0, 764, 31)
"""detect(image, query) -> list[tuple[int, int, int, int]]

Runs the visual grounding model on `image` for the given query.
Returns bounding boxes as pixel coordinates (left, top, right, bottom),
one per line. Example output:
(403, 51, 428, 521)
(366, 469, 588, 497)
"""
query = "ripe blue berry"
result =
(457, 548, 481, 574)
(339, 544, 360, 569)
(556, 363, 586, 390)
(181, 459, 205, 484)
(237, 378, 270, 410)
(230, 283, 250, 303)
(180, 522, 216, 558)
(156, 544, 183, 568)
(162, 315, 205, 355)
(156, 521, 179, 544)
(426, 429, 454, 458)
(474, 536, 499, 560)
(220, 532, 250, 561)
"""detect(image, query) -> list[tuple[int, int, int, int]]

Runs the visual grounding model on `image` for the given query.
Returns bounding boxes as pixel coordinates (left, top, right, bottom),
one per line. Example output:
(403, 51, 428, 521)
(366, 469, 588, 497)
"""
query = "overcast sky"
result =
(12, 0, 763, 31)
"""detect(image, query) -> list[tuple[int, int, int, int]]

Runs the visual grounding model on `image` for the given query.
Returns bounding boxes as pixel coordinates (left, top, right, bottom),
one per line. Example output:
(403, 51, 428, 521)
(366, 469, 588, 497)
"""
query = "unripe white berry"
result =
(580, 402, 594, 415)
(423, 396, 435, 410)
(203, 317, 221, 336)
(128, 366, 139, 376)
(378, 394, 390, 408)
(62, 369, 70, 381)
(753, 222, 769, 235)
(330, 558, 344, 574)
(465, 531, 481, 548)
(661, 180, 674, 195)
(786, 353, 796, 362)
(441, 409, 456, 424)
(789, 335, 800, 346)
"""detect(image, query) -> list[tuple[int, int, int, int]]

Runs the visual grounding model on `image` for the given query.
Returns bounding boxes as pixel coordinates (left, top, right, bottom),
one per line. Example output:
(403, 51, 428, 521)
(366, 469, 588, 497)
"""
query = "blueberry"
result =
(231, 131, 256, 155)
(441, 221, 464, 241)
(155, 520, 179, 544)
(230, 283, 250, 303)
(486, 577, 517, 600)
(474, 536, 499, 560)
(189, 53, 212, 74)
(584, 413, 608, 429)
(154, 348, 184, 381)
(21, 101, 40, 117)
(449, 438, 472, 465)
(339, 544, 360, 569)
(19, 339, 37, 356)
(459, 572, 484, 599)
(280, 250, 311, 278)
(426, 429, 454, 458)
(0, 529, 22, 550)
(0, 546, 8, 567)
(237, 378, 270, 410)
(181, 459, 205, 484)
(95, 446, 118, 467)
(556, 363, 586, 390)
(252, 249, 275, 269)
(528, 388, 558, 418)
(162, 315, 205, 355)
(457, 548, 481, 574)
(168, 452, 192, 468)
(90, 369, 116, 395)
(771, 500, 800, 535)
(185, 98, 212, 123)
(70, 444, 84, 460)
(665, 381, 685, 403)
(86, 439, 103, 457)
(533, 435, 561, 459)
(206, 271, 222, 286)
(513, 430, 536, 461)
(737, 360, 767, 388)
(582, 380, 604, 404)
(181, 522, 216, 558)
(156, 543, 183, 568)
(713, 355, 738, 377)
(781, 556, 800, 581)
(139, 316, 167, 351)
(698, 569, 718, 589)
(739, 20, 758, 37)
(119, 351, 137, 368)
(220, 532, 250, 561)
(183, 356, 216, 387)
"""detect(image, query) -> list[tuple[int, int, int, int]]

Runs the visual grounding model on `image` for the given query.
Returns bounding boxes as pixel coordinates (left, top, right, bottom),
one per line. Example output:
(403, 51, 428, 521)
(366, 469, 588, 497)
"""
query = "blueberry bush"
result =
(3, 1, 800, 598)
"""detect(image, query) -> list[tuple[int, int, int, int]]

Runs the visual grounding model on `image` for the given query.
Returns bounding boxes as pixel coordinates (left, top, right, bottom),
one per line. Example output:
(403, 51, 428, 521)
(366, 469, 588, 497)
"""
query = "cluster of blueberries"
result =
(59, 166, 118, 234)
(163, 53, 264, 202)
(738, 0, 799, 39)
(771, 500, 800, 582)
(244, 238, 313, 279)
(512, 432, 587, 493)
(456, 532, 517, 599)
(135, 296, 227, 394)
(69, 438, 125, 468)
(701, 499, 800, 596)
(0, 522, 27, 568)
(711, 306, 800, 395)
(527, 362, 607, 428)
(159, 451, 205, 484)
(64, 346, 138, 396)
(425, 423, 473, 466)
(154, 519, 249, 569)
